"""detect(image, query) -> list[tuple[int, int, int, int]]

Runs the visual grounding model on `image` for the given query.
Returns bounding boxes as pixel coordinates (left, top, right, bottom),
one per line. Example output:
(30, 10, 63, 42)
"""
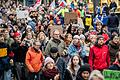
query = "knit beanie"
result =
(97, 35, 104, 40)
(50, 47, 58, 53)
(44, 57, 55, 66)
(79, 63, 91, 73)
(80, 34, 85, 40)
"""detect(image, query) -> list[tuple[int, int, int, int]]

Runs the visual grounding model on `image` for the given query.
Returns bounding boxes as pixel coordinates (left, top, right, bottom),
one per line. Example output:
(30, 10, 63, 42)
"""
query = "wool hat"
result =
(73, 35, 80, 39)
(44, 57, 55, 66)
(79, 64, 91, 73)
(80, 34, 85, 39)
(50, 47, 58, 53)
(97, 35, 104, 40)
(13, 32, 20, 38)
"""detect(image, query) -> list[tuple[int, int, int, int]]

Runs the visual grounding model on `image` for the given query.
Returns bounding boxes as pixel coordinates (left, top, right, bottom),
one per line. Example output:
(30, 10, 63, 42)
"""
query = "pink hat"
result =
(44, 57, 55, 66)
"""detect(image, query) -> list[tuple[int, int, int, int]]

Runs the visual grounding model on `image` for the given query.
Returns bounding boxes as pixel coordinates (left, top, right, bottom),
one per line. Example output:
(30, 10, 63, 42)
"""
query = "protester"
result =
(41, 57, 60, 80)
(109, 50, 120, 70)
(107, 10, 119, 33)
(76, 63, 91, 80)
(108, 35, 120, 64)
(11, 33, 28, 80)
(45, 29, 65, 57)
(25, 40, 44, 80)
(88, 70, 104, 80)
(0, 33, 14, 80)
(64, 55, 81, 80)
(89, 35, 110, 71)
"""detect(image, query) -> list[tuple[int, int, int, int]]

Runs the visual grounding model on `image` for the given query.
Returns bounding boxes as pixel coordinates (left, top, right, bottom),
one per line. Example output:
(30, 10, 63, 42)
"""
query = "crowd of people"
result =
(0, 0, 120, 80)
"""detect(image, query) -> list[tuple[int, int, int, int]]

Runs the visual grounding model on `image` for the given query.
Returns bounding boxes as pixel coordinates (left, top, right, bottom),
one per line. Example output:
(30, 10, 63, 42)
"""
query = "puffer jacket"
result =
(25, 47, 44, 72)
(89, 45, 110, 71)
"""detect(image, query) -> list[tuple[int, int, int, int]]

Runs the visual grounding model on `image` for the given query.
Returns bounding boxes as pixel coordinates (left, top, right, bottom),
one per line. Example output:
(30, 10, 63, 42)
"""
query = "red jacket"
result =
(89, 45, 110, 71)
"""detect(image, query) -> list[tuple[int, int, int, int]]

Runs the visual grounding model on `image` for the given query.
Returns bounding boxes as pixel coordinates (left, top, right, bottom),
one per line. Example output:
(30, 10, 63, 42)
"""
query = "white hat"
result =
(44, 57, 55, 66)
(73, 35, 80, 39)
(80, 34, 85, 39)
(26, 25, 32, 29)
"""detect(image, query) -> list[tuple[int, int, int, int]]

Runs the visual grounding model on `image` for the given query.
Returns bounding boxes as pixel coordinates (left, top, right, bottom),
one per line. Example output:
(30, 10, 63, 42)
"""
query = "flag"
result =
(33, 0, 42, 10)
(50, 0, 55, 9)
(59, 0, 67, 7)
(66, 0, 72, 5)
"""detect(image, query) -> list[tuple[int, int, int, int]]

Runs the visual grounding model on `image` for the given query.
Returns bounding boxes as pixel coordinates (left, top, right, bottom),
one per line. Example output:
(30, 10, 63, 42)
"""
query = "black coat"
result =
(64, 69, 73, 80)
(107, 14, 119, 28)
(109, 64, 120, 70)
(11, 42, 28, 63)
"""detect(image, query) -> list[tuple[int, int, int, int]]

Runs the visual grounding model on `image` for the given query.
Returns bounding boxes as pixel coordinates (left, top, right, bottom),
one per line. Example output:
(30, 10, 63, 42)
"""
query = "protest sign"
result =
(50, 25, 63, 37)
(64, 12, 78, 25)
(103, 70, 120, 80)
(16, 10, 29, 19)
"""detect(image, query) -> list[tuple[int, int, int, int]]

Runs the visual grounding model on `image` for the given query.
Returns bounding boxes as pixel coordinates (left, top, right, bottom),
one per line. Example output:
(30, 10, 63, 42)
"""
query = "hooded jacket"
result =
(25, 47, 44, 72)
(89, 43, 110, 71)
(108, 41, 120, 64)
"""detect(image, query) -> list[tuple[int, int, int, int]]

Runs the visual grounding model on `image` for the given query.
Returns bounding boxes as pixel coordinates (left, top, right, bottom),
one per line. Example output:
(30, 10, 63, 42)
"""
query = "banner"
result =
(16, 10, 29, 19)
(103, 70, 120, 80)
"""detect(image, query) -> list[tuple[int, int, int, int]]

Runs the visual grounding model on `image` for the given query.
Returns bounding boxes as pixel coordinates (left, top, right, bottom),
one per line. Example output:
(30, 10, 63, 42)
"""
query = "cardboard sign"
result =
(103, 70, 120, 80)
(16, 10, 29, 19)
(64, 12, 78, 25)
(50, 25, 63, 37)
(0, 48, 7, 57)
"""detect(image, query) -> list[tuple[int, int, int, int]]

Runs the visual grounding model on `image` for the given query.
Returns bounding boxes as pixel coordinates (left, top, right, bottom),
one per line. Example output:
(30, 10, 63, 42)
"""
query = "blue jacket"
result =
(67, 43, 86, 58)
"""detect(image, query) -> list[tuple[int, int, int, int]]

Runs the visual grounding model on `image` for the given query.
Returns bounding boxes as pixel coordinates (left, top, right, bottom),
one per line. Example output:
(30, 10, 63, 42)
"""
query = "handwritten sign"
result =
(16, 10, 29, 19)
(103, 70, 120, 80)
(64, 12, 78, 25)
(0, 48, 7, 57)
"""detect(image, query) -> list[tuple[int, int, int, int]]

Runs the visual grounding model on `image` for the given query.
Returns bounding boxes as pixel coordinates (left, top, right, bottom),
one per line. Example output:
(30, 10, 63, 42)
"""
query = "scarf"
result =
(43, 67, 59, 79)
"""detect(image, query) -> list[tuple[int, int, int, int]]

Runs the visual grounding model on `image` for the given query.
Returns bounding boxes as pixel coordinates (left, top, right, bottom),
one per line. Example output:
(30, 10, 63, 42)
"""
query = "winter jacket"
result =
(89, 45, 110, 71)
(25, 47, 44, 72)
(109, 61, 120, 70)
(11, 42, 28, 63)
(0, 42, 14, 71)
(68, 43, 86, 58)
(107, 14, 119, 28)
(56, 57, 67, 80)
(40, 67, 60, 80)
(108, 41, 119, 64)
(45, 38, 65, 56)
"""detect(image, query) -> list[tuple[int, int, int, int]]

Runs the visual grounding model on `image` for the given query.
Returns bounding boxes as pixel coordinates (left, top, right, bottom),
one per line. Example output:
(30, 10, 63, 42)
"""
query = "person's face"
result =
(92, 76, 103, 80)
(73, 38, 79, 45)
(81, 71, 90, 80)
(67, 34, 72, 42)
(96, 23, 102, 31)
(102, 26, 108, 32)
(98, 38, 104, 46)
(14, 36, 21, 43)
(113, 36, 119, 44)
(78, 29, 83, 35)
(46, 62, 54, 70)
(0, 36, 4, 42)
(27, 34, 32, 39)
(39, 33, 45, 41)
(90, 35, 97, 43)
(53, 31, 60, 40)
(72, 56, 79, 66)
(34, 42, 41, 50)
(4, 31, 9, 38)
(51, 52, 58, 58)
